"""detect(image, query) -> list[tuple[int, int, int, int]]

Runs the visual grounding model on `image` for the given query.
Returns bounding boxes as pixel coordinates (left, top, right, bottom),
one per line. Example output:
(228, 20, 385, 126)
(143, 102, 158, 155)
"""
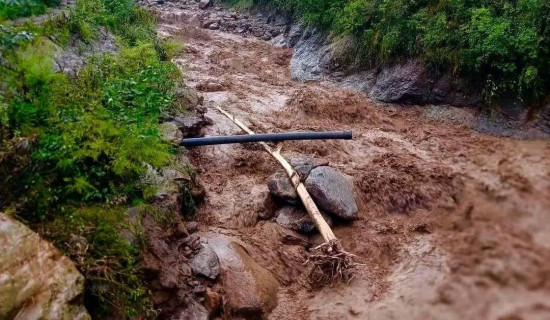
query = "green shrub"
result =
(0, 0, 60, 19)
(49, 205, 152, 319)
(1, 0, 186, 318)
(246, 0, 550, 106)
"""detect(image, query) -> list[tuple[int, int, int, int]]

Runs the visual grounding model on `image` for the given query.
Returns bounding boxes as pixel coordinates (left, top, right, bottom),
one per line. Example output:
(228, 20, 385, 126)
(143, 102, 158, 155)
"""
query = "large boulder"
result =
(305, 166, 358, 220)
(0, 213, 90, 320)
(370, 59, 432, 104)
(275, 206, 333, 233)
(202, 233, 280, 319)
(267, 159, 314, 203)
(370, 60, 479, 106)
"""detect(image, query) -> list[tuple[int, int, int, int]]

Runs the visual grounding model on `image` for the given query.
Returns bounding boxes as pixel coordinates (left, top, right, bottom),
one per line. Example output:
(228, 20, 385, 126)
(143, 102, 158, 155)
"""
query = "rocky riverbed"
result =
(137, 1, 550, 319)
(3, 0, 550, 319)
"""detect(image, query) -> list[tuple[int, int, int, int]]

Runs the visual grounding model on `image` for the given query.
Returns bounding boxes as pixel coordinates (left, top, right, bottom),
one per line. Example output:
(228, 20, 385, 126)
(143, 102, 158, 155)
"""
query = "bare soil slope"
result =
(155, 3, 550, 319)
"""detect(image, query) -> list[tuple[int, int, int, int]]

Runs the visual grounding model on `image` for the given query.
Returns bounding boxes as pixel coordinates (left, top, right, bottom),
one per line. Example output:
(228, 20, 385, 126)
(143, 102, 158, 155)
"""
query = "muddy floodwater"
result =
(151, 2, 550, 319)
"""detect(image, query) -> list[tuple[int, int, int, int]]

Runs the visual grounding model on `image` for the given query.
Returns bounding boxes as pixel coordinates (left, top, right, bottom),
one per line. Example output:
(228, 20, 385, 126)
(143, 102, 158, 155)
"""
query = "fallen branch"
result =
(215, 106, 358, 287)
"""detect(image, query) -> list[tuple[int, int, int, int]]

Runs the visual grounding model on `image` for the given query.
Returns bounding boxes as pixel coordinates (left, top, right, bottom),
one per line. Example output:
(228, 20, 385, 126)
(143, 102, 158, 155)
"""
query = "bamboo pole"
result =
(215, 106, 337, 243)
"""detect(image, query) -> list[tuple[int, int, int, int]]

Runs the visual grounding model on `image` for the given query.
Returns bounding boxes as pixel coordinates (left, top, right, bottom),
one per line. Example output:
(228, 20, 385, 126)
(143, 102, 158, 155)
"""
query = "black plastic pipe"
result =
(180, 130, 353, 147)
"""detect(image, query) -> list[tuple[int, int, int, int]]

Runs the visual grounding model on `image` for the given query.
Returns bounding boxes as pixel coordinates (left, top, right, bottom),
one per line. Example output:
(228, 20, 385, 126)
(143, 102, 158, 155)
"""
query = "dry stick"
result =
(215, 106, 336, 243)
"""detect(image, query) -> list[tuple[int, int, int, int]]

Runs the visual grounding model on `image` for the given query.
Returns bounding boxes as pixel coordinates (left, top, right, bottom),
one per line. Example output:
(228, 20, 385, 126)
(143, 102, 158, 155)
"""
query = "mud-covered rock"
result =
(202, 233, 280, 318)
(0, 213, 90, 320)
(267, 171, 297, 203)
(204, 287, 222, 314)
(190, 243, 220, 280)
(305, 166, 358, 219)
(275, 206, 333, 233)
(176, 299, 208, 320)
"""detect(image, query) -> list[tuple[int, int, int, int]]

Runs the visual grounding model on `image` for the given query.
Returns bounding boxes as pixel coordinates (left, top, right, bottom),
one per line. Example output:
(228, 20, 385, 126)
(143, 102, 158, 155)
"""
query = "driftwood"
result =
(215, 106, 336, 242)
(215, 106, 358, 286)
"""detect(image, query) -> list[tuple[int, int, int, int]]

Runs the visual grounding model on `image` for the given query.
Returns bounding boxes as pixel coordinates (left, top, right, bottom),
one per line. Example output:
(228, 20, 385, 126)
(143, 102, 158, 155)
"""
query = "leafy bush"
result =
(1, 0, 185, 318)
(247, 0, 550, 106)
(0, 0, 60, 19)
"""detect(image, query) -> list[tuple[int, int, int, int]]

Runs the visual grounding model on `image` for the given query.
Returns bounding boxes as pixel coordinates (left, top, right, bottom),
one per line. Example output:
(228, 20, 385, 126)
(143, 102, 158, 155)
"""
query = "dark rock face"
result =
(275, 206, 332, 233)
(539, 104, 550, 134)
(305, 166, 358, 220)
(189, 243, 220, 280)
(290, 26, 334, 82)
(202, 233, 280, 319)
(267, 171, 298, 203)
(370, 60, 432, 104)
(370, 60, 479, 106)
(288, 26, 480, 107)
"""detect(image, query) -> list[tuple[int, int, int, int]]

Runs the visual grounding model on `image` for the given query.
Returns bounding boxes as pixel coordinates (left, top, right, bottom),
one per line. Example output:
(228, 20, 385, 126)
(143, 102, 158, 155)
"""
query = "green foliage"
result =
(3, 40, 177, 218)
(0, 0, 186, 318)
(251, 0, 550, 105)
(0, 0, 60, 19)
(50, 205, 153, 319)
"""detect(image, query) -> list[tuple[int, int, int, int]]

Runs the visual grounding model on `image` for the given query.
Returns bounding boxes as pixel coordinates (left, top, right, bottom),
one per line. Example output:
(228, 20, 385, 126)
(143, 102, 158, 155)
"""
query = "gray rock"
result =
(370, 59, 431, 104)
(275, 206, 332, 233)
(290, 26, 332, 81)
(199, 0, 212, 9)
(159, 122, 183, 143)
(54, 27, 117, 76)
(0, 213, 90, 320)
(201, 233, 280, 318)
(287, 23, 304, 48)
(267, 171, 297, 203)
(172, 115, 205, 137)
(190, 243, 220, 280)
(369, 59, 479, 106)
(173, 85, 204, 112)
(209, 22, 220, 30)
(305, 166, 358, 220)
(289, 158, 314, 176)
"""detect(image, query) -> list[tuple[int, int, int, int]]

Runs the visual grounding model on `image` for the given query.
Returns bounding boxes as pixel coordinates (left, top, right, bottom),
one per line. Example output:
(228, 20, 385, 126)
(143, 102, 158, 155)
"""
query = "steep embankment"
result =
(145, 1, 550, 319)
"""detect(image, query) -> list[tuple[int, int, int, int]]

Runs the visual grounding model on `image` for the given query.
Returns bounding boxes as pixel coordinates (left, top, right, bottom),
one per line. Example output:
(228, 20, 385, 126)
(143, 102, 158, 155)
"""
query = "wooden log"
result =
(215, 106, 337, 243)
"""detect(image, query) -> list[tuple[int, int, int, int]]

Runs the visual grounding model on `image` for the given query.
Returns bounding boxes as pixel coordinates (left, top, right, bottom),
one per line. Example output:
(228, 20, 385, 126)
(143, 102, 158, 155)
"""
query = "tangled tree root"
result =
(305, 240, 358, 289)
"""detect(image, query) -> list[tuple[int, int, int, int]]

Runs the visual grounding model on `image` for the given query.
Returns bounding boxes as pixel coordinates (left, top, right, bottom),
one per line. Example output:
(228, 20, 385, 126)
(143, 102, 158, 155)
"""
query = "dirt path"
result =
(155, 3, 550, 319)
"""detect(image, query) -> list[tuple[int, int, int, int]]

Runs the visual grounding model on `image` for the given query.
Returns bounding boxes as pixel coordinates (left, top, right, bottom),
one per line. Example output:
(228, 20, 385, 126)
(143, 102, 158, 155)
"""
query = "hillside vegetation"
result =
(1, 0, 184, 318)
(252, 0, 550, 106)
